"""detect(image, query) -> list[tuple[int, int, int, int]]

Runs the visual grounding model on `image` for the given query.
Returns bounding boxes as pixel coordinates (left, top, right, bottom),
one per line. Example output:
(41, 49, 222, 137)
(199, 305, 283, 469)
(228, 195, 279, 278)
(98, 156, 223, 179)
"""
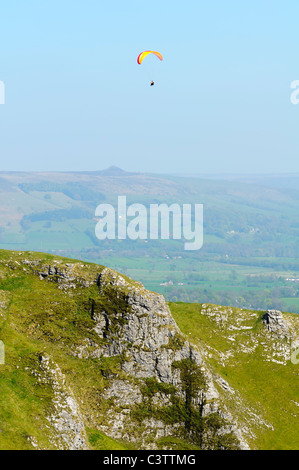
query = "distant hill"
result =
(95, 165, 132, 176)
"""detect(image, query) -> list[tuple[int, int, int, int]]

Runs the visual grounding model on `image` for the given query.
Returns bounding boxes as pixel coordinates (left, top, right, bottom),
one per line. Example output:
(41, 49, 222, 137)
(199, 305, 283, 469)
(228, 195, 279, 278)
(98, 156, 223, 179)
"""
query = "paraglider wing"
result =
(137, 51, 163, 64)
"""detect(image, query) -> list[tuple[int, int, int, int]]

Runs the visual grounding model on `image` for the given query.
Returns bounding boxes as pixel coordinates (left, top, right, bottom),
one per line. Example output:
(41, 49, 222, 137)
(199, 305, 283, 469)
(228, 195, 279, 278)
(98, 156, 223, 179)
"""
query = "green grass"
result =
(169, 301, 299, 450)
(86, 428, 132, 450)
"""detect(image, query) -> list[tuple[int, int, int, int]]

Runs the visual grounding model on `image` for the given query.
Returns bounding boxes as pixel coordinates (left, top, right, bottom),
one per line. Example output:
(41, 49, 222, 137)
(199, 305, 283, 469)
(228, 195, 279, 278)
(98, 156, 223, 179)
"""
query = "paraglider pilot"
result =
(150, 81, 154, 86)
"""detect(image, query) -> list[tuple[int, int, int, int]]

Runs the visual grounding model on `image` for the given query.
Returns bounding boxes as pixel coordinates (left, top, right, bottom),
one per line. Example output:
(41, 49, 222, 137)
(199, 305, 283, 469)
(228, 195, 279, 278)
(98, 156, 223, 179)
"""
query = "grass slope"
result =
(169, 302, 299, 450)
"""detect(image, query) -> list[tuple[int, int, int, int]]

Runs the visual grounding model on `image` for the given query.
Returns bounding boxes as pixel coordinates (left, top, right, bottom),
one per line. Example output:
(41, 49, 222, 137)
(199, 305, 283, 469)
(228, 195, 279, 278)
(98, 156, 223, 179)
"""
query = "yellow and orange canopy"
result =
(137, 51, 163, 64)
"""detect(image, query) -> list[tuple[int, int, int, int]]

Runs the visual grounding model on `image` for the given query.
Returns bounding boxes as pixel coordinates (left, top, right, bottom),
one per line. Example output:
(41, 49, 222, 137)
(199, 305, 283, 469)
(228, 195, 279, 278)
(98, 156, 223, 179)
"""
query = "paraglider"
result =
(137, 51, 163, 86)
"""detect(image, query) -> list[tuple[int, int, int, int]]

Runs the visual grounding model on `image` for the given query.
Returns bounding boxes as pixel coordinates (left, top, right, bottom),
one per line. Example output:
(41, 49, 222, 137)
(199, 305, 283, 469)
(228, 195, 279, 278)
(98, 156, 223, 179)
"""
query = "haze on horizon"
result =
(0, 1, 299, 175)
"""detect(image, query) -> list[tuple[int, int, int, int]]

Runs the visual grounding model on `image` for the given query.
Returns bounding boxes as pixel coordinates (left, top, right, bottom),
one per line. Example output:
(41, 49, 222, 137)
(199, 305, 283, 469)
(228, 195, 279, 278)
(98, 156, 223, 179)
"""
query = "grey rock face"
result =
(262, 310, 289, 338)
(97, 268, 196, 381)
(37, 355, 88, 450)
(93, 268, 247, 449)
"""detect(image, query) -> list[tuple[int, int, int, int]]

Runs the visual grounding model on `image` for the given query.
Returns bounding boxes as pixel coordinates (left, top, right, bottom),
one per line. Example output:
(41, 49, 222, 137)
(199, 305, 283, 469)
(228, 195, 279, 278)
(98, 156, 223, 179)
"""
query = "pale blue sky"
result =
(0, 0, 298, 174)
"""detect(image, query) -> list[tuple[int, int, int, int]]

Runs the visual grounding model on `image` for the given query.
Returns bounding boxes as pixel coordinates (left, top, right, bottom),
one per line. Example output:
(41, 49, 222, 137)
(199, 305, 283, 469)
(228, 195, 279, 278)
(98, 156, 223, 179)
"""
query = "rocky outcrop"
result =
(262, 310, 289, 338)
(89, 267, 248, 449)
(35, 354, 88, 450)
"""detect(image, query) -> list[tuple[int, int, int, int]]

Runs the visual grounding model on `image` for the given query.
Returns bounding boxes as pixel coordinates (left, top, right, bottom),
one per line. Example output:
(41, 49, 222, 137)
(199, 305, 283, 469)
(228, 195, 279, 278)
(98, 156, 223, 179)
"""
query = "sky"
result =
(0, 0, 299, 175)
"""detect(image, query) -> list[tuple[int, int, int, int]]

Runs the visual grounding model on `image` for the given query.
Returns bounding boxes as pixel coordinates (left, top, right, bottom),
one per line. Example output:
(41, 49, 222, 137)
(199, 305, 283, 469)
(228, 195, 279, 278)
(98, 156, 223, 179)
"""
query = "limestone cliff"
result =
(0, 250, 298, 450)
